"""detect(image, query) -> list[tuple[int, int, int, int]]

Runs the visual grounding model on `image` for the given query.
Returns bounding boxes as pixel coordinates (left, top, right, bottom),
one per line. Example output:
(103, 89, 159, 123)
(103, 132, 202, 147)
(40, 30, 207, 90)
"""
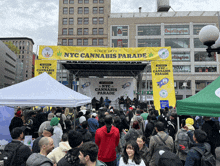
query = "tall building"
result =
(0, 37, 34, 81)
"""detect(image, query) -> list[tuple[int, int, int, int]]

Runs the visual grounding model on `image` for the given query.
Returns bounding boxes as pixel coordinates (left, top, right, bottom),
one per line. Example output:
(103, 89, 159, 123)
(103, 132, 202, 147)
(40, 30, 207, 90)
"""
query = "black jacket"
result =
(77, 128, 92, 143)
(32, 136, 43, 153)
(9, 117, 23, 132)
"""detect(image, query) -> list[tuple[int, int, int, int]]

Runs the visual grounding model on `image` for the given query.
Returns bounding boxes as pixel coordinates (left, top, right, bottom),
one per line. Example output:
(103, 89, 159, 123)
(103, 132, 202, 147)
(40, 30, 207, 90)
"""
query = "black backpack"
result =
(55, 112, 65, 129)
(3, 142, 23, 166)
(192, 143, 216, 166)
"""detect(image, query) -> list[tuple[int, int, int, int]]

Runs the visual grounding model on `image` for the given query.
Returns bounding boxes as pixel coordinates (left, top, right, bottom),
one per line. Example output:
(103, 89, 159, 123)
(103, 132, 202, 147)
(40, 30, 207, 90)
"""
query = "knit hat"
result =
(50, 117, 59, 126)
(185, 118, 194, 125)
(48, 113, 54, 121)
(79, 116, 86, 124)
(15, 111, 22, 117)
(129, 107, 133, 110)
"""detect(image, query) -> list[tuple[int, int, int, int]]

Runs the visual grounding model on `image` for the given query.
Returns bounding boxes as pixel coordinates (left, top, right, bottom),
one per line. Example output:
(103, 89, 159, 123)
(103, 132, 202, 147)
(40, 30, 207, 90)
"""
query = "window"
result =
(173, 65, 191, 72)
(99, 28, 103, 35)
(99, 7, 104, 14)
(195, 80, 212, 90)
(194, 52, 216, 61)
(77, 39, 82, 46)
(99, 17, 104, 24)
(193, 25, 207, 35)
(69, 0, 74, 4)
(138, 39, 161, 47)
(78, 18, 82, 24)
(62, 39, 67, 45)
(62, 28, 67, 35)
(63, 0, 68, 4)
(83, 39, 88, 45)
(69, 28, 73, 35)
(164, 25, 190, 35)
(93, 28, 97, 35)
(165, 38, 190, 48)
(147, 81, 153, 90)
(93, 7, 98, 14)
(112, 26, 128, 36)
(99, 0, 104, 3)
(84, 7, 89, 14)
(78, 7, 83, 14)
(92, 39, 97, 45)
(69, 18, 74, 24)
(84, 18, 89, 24)
(178, 81, 191, 89)
(138, 26, 161, 36)
(172, 52, 190, 62)
(78, 0, 83, 3)
(69, 39, 73, 46)
(84, 0, 89, 3)
(112, 39, 128, 47)
(77, 28, 82, 35)
(63, 7, 68, 14)
(84, 28, 89, 35)
(93, 0, 98, 3)
(194, 38, 206, 48)
(195, 65, 217, 72)
(93, 17, 97, 24)
(98, 39, 103, 45)
(69, 7, 74, 14)
(63, 18, 67, 25)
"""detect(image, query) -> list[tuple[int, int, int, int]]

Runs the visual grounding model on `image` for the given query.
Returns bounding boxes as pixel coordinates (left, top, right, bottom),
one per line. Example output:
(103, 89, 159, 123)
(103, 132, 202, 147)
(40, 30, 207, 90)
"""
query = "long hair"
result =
(122, 141, 141, 165)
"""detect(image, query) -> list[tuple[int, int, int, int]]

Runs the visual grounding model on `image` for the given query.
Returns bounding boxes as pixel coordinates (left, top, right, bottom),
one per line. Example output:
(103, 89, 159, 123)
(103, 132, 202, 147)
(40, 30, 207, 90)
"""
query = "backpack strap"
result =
(153, 134, 169, 145)
(192, 147, 205, 156)
(9, 142, 23, 166)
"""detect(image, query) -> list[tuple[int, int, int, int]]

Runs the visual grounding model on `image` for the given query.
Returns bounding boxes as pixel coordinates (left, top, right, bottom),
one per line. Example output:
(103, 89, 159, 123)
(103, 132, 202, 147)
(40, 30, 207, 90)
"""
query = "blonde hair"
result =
(64, 108, 70, 116)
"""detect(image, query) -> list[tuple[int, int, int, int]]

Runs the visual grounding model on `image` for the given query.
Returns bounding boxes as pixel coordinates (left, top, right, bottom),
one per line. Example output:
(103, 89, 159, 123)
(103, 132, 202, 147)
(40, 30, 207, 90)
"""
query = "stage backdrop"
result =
(79, 78, 135, 101)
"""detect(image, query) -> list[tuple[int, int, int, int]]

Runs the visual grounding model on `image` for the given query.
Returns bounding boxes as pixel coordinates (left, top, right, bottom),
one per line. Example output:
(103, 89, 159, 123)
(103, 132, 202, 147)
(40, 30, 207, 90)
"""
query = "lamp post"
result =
(199, 25, 220, 57)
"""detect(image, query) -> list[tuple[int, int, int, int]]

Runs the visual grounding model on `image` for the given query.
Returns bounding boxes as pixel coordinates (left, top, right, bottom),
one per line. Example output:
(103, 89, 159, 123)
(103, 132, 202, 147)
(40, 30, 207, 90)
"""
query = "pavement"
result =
(216, 147, 220, 165)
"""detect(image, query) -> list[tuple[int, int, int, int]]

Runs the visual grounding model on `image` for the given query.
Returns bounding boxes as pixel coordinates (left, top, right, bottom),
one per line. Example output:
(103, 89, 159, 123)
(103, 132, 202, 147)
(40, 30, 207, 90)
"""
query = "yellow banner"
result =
(151, 60, 176, 112)
(38, 46, 172, 61)
(35, 60, 57, 79)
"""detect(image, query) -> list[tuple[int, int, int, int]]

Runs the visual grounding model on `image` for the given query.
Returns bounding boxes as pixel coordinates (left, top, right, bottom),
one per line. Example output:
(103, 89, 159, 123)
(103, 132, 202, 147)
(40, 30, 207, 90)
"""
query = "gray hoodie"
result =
(26, 153, 53, 166)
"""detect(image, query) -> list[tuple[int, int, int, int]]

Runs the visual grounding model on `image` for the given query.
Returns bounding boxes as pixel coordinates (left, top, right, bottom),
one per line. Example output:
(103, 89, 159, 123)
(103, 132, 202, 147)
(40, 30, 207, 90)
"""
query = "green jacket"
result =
(96, 160, 107, 166)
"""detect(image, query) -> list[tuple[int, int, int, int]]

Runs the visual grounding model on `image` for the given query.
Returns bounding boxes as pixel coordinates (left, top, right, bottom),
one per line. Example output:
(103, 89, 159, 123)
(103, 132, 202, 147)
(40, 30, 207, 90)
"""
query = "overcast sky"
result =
(0, 0, 220, 54)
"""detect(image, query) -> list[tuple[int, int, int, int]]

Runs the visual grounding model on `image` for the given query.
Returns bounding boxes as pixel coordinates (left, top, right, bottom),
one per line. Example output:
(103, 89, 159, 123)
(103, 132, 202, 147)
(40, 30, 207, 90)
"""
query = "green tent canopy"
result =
(177, 76, 220, 117)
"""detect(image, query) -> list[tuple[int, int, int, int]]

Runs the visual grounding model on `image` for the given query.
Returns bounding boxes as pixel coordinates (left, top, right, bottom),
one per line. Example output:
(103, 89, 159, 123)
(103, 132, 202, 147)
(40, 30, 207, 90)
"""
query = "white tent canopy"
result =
(0, 72, 91, 107)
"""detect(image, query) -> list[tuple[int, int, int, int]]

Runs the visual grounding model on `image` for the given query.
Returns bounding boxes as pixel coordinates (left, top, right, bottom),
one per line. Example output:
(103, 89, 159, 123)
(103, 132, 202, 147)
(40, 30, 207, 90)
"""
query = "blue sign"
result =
(160, 100, 169, 109)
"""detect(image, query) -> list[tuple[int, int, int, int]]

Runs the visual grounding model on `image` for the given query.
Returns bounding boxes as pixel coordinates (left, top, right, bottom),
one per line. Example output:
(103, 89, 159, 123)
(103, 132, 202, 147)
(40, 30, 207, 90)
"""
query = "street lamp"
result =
(199, 25, 220, 57)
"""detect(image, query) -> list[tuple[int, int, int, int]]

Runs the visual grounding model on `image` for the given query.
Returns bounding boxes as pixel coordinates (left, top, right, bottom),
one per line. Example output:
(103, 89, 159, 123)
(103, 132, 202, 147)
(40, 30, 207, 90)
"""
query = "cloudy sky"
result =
(0, 0, 220, 54)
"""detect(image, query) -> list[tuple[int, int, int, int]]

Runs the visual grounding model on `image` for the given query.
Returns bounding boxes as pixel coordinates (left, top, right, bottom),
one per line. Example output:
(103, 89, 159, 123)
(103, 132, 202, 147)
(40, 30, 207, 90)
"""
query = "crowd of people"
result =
(2, 102, 220, 166)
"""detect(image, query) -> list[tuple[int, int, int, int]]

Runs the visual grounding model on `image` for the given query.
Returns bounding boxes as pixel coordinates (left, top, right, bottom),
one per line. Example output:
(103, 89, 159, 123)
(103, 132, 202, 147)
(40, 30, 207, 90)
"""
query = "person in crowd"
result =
(167, 112, 177, 140)
(113, 116, 123, 135)
(88, 112, 99, 141)
(78, 121, 93, 143)
(85, 110, 91, 120)
(130, 110, 145, 133)
(38, 113, 62, 136)
(54, 108, 66, 131)
(32, 126, 54, 153)
(3, 127, 32, 166)
(125, 97, 131, 111)
(92, 97, 99, 110)
(26, 137, 54, 166)
(126, 107, 134, 124)
(104, 97, 111, 108)
(144, 115, 157, 146)
(136, 135, 149, 165)
(75, 111, 84, 129)
(50, 117, 63, 148)
(99, 97, 104, 108)
(77, 115, 87, 130)
(148, 121, 174, 166)
(119, 140, 145, 166)
(9, 108, 24, 132)
(95, 115, 120, 166)
(79, 141, 107, 166)
(141, 108, 149, 123)
(57, 130, 83, 166)
(185, 129, 208, 166)
(119, 96, 125, 109)
(47, 133, 71, 164)
(118, 109, 129, 130)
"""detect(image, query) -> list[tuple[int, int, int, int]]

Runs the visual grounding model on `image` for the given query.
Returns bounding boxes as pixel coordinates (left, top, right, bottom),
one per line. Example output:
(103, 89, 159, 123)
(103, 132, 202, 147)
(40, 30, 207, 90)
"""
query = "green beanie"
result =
(50, 117, 59, 126)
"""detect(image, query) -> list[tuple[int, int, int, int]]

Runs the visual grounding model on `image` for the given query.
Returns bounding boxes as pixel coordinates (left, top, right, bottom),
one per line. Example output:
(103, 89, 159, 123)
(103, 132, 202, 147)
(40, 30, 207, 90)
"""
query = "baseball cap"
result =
(15, 111, 22, 117)
(44, 126, 54, 135)
(48, 113, 54, 121)
(79, 116, 86, 124)
(92, 113, 97, 117)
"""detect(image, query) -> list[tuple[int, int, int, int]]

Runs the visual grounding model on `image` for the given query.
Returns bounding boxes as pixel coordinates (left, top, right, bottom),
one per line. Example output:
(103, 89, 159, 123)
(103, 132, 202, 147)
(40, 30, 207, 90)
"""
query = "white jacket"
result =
(47, 141, 71, 163)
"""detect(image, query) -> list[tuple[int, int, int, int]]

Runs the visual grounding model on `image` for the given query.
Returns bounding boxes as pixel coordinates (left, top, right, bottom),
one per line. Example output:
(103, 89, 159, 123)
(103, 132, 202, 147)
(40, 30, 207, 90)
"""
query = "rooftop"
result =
(0, 37, 34, 45)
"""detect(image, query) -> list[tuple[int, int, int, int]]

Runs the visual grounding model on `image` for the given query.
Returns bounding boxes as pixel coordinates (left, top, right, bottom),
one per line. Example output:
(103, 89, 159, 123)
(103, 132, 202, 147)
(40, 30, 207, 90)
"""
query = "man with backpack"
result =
(3, 127, 32, 166)
(130, 110, 145, 133)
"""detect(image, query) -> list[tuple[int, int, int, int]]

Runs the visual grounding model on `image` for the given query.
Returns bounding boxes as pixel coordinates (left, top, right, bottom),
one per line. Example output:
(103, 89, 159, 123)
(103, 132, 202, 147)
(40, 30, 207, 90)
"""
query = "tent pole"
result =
(177, 116, 180, 131)
(74, 108, 76, 130)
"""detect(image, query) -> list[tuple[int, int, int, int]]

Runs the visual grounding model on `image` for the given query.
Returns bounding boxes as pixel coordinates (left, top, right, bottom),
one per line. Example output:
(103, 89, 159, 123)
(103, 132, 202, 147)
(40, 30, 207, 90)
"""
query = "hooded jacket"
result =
(95, 125, 120, 162)
(130, 115, 145, 133)
(77, 128, 92, 143)
(47, 141, 71, 164)
(26, 153, 53, 166)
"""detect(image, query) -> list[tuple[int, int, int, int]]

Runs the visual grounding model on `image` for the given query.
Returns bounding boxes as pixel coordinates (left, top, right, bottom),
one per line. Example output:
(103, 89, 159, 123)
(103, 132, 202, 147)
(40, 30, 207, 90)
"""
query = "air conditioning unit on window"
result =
(57, 42, 62, 45)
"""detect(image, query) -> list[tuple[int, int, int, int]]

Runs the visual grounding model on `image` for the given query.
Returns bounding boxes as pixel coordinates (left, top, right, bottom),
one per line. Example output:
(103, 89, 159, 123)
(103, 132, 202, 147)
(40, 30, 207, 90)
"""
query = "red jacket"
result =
(95, 125, 120, 162)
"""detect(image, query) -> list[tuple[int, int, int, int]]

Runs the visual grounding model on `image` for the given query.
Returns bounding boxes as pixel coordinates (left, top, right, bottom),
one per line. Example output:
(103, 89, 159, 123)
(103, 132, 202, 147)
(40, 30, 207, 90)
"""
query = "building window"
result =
(77, 39, 82, 46)
(62, 39, 67, 45)
(172, 52, 190, 62)
(99, 7, 104, 14)
(84, 0, 89, 3)
(78, 0, 83, 3)
(83, 39, 88, 46)
(69, 18, 74, 24)
(22, 55, 24, 58)
(194, 38, 207, 48)
(112, 39, 128, 47)
(77, 28, 83, 35)
(194, 52, 216, 61)
(84, 28, 89, 35)
(138, 26, 161, 36)
(138, 39, 161, 47)
(69, 39, 73, 46)
(84, 7, 89, 14)
(195, 80, 212, 90)
(69, 28, 73, 35)
(69, 0, 74, 4)
(99, 0, 104, 3)
(173, 65, 191, 72)
(92, 39, 97, 45)
(165, 38, 190, 48)
(93, 7, 98, 14)
(84, 18, 89, 24)
(164, 25, 190, 35)
(93, 0, 98, 3)
(63, 7, 68, 14)
(178, 81, 191, 89)
(78, 18, 82, 24)
(112, 26, 128, 36)
(62, 28, 67, 35)
(78, 7, 83, 14)
(63, 18, 67, 25)
(63, 0, 68, 4)
(193, 24, 208, 35)
(195, 65, 217, 72)
(99, 28, 103, 35)
(99, 17, 104, 24)
(98, 39, 103, 45)
(93, 28, 97, 35)
(93, 17, 97, 24)
(69, 7, 74, 14)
